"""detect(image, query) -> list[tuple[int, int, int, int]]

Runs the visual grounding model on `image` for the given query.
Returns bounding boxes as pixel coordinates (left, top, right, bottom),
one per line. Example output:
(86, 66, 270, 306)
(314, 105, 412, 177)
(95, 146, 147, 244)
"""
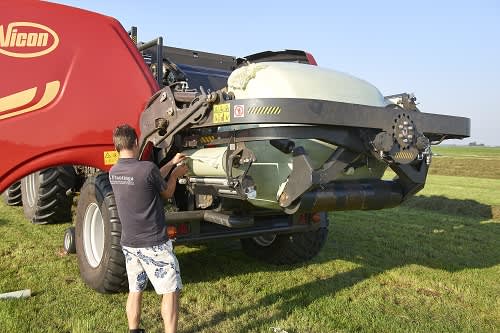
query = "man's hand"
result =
(160, 153, 187, 179)
(172, 164, 189, 179)
(171, 153, 187, 166)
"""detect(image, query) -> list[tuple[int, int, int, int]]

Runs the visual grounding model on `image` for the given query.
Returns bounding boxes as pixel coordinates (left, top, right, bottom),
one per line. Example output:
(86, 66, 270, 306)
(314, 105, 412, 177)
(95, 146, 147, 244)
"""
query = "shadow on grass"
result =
(401, 195, 499, 219)
(184, 266, 375, 333)
(180, 195, 499, 280)
(176, 195, 499, 332)
(332, 196, 499, 272)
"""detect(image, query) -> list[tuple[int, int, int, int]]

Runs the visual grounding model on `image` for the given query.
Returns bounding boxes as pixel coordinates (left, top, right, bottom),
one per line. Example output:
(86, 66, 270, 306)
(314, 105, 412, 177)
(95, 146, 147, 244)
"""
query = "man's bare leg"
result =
(126, 291, 143, 329)
(161, 291, 179, 333)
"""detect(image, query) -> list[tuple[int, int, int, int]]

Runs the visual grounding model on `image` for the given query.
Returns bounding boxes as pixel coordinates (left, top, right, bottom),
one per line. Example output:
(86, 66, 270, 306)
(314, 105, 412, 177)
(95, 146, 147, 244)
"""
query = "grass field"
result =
(0, 146, 499, 333)
(429, 145, 500, 179)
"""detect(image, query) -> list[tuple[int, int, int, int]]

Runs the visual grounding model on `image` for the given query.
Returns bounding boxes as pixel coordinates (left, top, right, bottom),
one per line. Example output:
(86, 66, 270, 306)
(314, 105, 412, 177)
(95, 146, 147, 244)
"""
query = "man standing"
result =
(109, 124, 188, 333)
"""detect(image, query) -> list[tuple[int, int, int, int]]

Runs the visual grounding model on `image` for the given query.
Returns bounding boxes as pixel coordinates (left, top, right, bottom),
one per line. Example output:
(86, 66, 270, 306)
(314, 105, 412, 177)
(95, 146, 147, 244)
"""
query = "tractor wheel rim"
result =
(253, 234, 277, 247)
(26, 173, 37, 207)
(64, 231, 72, 250)
(83, 202, 105, 268)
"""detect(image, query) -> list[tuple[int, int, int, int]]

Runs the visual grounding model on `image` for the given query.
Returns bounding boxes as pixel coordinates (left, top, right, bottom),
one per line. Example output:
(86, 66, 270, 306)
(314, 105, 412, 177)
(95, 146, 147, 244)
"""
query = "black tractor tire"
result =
(21, 166, 76, 224)
(64, 227, 76, 254)
(75, 173, 127, 293)
(2, 181, 22, 206)
(241, 213, 329, 265)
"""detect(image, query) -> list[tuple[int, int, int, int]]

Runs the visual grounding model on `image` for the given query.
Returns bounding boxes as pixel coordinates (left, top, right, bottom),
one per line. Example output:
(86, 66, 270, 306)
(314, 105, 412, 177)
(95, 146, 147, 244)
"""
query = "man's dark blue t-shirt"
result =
(109, 158, 168, 248)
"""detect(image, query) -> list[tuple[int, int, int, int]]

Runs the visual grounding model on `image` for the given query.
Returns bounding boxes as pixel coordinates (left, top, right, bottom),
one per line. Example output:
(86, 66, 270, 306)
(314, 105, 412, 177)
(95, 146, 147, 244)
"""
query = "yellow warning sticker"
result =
(213, 103, 230, 124)
(104, 150, 119, 165)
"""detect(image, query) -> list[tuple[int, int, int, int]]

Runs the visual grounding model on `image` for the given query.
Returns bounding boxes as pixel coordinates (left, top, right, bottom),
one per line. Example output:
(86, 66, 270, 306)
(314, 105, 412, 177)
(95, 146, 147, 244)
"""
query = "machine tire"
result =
(241, 213, 329, 265)
(75, 173, 127, 293)
(64, 227, 76, 254)
(2, 181, 22, 206)
(21, 166, 76, 224)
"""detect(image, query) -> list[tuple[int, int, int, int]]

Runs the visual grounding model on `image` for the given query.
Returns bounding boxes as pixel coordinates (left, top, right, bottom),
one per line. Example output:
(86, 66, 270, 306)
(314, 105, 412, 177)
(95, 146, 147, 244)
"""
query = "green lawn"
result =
(0, 147, 499, 333)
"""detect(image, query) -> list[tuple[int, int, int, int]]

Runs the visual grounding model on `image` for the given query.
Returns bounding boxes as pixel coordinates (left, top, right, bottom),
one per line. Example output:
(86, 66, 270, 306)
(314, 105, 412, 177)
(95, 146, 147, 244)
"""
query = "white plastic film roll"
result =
(184, 147, 228, 177)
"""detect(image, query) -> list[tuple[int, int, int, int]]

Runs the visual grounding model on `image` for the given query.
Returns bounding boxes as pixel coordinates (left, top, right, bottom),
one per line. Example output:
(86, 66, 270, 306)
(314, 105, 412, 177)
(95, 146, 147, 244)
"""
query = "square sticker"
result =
(234, 105, 245, 118)
(213, 103, 230, 123)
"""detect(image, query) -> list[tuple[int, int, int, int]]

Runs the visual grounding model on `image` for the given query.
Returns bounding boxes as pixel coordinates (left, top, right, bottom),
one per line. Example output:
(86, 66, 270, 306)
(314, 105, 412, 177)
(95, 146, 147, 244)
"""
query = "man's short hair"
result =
(113, 124, 138, 152)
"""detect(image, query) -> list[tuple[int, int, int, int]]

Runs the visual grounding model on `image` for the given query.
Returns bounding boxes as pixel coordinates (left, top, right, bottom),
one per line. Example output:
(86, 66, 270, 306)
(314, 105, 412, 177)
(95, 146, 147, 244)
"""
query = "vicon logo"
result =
(0, 22, 59, 58)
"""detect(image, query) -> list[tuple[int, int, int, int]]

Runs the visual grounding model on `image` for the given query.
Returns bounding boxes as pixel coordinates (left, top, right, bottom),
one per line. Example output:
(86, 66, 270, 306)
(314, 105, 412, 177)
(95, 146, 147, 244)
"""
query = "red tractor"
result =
(0, 1, 469, 293)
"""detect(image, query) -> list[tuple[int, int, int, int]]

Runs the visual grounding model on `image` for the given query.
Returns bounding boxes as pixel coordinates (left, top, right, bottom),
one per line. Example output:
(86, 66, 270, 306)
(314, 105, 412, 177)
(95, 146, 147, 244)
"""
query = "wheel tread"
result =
(21, 166, 77, 224)
(76, 173, 127, 294)
(2, 181, 23, 206)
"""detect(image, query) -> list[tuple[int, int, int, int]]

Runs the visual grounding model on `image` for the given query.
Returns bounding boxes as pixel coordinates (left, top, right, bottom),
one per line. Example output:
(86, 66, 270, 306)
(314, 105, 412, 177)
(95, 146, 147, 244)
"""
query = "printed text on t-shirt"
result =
(110, 175, 135, 185)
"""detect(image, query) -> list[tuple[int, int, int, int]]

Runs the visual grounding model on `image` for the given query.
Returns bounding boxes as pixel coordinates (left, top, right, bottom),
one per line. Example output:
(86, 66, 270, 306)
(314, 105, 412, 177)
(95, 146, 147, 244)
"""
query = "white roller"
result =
(184, 147, 227, 177)
(183, 147, 244, 177)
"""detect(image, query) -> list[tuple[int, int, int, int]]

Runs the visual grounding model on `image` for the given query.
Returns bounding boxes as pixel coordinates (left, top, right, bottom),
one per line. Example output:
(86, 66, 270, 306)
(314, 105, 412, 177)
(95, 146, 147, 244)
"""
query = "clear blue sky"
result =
(52, 0, 500, 145)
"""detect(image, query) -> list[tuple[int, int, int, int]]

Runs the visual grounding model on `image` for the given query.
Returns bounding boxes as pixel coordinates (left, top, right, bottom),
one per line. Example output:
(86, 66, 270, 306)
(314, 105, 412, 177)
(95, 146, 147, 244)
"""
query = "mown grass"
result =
(430, 145, 500, 179)
(0, 147, 499, 333)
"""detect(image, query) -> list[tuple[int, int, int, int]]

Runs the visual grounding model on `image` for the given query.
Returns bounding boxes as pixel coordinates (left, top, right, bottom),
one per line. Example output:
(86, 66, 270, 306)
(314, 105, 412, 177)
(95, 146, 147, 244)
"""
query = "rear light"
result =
(177, 223, 189, 235)
(305, 52, 318, 66)
(166, 223, 190, 239)
(298, 213, 322, 224)
(167, 225, 177, 239)
(311, 213, 322, 223)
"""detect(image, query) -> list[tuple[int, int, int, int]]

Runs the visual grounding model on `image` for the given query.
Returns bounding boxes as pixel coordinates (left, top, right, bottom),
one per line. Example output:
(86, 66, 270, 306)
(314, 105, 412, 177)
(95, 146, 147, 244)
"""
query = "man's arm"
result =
(160, 164, 189, 200)
(159, 161, 174, 179)
(159, 153, 186, 179)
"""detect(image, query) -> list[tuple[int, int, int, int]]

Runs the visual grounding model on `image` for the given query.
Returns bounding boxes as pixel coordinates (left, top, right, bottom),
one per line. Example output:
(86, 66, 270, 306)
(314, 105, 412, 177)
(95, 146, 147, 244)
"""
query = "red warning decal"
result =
(234, 104, 244, 118)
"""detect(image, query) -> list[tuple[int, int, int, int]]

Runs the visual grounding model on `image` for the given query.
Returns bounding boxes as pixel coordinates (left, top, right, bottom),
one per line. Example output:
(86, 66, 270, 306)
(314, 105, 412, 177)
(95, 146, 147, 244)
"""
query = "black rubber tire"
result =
(64, 227, 76, 254)
(75, 173, 127, 293)
(241, 213, 329, 265)
(2, 181, 22, 206)
(21, 166, 76, 224)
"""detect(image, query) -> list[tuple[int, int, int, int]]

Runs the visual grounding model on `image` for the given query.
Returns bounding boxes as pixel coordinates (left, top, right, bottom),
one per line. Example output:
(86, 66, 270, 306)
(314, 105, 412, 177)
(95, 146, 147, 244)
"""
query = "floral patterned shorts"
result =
(122, 240, 182, 294)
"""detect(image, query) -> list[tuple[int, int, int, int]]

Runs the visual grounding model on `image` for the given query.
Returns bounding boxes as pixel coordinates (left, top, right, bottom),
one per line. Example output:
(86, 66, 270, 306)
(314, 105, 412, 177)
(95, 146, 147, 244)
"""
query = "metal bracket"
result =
(225, 138, 257, 199)
(390, 160, 429, 199)
(279, 147, 360, 208)
(139, 85, 221, 155)
(278, 147, 314, 207)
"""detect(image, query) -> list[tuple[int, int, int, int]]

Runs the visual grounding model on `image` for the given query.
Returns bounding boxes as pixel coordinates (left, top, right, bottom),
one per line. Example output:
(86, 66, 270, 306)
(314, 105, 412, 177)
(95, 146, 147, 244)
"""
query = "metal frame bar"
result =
(138, 37, 163, 87)
(190, 98, 470, 140)
(174, 223, 318, 243)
